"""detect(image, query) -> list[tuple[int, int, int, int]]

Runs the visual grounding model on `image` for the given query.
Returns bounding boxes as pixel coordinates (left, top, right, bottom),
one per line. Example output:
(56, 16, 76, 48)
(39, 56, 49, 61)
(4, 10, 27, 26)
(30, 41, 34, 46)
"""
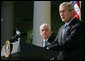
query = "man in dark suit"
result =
(45, 2, 84, 60)
(39, 23, 56, 47)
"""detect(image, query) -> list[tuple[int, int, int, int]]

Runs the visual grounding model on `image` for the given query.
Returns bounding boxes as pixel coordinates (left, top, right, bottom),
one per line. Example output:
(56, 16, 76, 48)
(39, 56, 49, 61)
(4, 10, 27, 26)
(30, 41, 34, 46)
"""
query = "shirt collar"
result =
(43, 39, 48, 42)
(65, 17, 75, 26)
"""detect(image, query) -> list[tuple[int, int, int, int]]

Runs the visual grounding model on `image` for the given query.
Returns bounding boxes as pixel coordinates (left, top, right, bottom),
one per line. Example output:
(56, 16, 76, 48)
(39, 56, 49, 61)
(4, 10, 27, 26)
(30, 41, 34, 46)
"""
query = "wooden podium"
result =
(1, 40, 57, 60)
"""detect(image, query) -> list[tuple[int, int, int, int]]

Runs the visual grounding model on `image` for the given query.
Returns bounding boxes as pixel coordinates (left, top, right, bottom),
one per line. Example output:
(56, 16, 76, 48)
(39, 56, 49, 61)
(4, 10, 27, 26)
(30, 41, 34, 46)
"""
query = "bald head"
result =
(40, 23, 51, 31)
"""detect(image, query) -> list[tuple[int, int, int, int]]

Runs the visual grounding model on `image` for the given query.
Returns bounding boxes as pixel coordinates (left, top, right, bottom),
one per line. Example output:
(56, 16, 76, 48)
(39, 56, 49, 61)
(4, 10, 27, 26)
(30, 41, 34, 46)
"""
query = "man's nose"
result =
(43, 30, 46, 33)
(60, 12, 63, 16)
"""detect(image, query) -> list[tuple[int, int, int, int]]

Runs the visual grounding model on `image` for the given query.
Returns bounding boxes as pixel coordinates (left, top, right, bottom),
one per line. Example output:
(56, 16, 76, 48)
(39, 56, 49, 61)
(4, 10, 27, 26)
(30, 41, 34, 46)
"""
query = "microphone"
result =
(9, 32, 26, 43)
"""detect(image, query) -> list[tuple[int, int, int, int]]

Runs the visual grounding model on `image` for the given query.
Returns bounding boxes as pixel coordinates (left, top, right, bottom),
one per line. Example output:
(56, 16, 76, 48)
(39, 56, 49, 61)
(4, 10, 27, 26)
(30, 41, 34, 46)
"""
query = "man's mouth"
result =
(61, 16, 65, 19)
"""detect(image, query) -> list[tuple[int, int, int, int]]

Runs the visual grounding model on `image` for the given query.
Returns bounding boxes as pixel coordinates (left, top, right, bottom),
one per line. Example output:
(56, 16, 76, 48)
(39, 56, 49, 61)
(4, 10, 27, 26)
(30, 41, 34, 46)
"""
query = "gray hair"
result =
(59, 2, 74, 11)
(40, 23, 51, 30)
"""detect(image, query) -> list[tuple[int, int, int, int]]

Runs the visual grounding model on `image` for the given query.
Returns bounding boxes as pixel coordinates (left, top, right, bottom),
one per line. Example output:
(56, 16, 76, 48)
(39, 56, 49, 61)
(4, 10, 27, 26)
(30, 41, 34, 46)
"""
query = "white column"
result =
(1, 1, 14, 47)
(33, 1, 51, 47)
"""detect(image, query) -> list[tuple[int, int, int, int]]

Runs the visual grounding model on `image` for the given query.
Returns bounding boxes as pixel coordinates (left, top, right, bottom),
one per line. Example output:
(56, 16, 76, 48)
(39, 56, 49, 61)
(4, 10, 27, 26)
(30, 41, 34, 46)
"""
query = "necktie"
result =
(45, 41, 47, 46)
(62, 25, 68, 39)
(42, 40, 47, 47)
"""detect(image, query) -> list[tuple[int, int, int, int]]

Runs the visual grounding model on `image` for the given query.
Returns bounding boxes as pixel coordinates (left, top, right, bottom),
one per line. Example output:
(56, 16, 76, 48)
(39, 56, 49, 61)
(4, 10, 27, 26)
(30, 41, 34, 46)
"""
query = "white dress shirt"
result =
(42, 38, 51, 47)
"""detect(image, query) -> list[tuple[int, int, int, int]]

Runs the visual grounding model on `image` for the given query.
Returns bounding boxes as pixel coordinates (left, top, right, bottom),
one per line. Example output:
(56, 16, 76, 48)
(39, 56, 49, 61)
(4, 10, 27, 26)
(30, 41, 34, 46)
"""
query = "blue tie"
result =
(62, 25, 68, 39)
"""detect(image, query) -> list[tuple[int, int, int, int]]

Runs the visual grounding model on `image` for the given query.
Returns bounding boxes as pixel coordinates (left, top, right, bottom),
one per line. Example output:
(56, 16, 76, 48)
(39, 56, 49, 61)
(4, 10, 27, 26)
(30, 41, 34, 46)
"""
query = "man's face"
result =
(59, 5, 74, 22)
(40, 25, 51, 39)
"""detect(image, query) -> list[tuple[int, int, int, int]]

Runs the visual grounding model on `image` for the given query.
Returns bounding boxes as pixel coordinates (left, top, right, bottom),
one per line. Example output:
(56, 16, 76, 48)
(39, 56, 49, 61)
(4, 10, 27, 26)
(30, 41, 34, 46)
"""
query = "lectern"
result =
(1, 40, 57, 60)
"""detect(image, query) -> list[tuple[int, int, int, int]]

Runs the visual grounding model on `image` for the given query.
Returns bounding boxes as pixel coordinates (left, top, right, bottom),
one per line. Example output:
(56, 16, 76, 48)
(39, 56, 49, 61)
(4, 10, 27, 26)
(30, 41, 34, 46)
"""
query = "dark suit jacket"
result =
(48, 32, 56, 43)
(43, 32, 56, 47)
(47, 17, 84, 60)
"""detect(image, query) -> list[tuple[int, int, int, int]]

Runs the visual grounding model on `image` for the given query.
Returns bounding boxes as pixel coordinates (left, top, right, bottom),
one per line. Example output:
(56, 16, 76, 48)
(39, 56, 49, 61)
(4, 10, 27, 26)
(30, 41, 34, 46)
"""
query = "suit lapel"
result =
(58, 17, 80, 45)
(58, 26, 64, 43)
(63, 17, 79, 39)
(63, 26, 70, 39)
